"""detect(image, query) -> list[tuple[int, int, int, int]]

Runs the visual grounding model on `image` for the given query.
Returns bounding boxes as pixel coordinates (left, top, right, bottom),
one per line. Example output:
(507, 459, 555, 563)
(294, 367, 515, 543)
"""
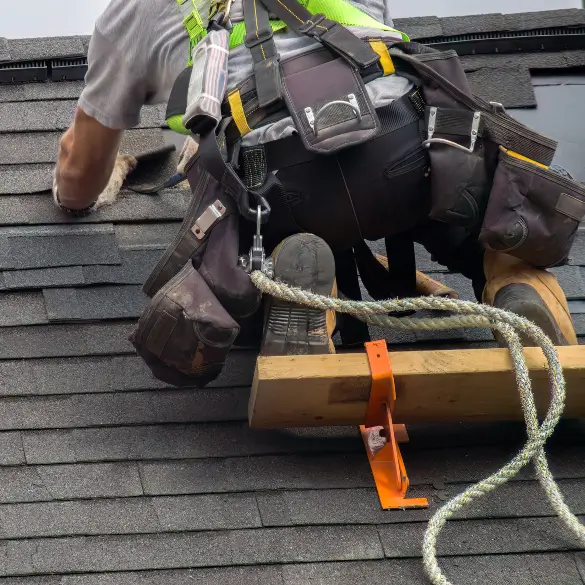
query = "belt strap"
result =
(243, 0, 283, 107)
(257, 0, 379, 68)
(391, 49, 557, 165)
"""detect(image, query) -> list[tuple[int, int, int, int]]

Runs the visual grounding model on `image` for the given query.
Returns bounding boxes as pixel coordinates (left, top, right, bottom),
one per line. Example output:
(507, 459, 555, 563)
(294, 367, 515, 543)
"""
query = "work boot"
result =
(483, 250, 578, 347)
(260, 234, 337, 356)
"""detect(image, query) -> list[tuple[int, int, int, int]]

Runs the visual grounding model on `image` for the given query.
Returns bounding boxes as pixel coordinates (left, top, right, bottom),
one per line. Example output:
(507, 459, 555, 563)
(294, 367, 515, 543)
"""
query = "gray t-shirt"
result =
(79, 0, 412, 144)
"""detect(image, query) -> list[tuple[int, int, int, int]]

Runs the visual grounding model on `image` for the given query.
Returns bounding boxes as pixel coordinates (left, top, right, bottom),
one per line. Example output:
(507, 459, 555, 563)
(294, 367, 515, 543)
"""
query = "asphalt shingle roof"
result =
(0, 8, 584, 584)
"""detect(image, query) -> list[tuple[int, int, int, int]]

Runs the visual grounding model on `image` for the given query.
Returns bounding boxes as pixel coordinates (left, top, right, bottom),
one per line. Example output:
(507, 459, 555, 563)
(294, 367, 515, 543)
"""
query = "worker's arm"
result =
(54, 107, 125, 210)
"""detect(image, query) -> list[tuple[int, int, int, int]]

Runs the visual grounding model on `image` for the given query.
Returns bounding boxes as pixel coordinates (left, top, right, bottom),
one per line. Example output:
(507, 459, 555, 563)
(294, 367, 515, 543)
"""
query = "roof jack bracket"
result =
(360, 340, 429, 510)
(423, 107, 481, 154)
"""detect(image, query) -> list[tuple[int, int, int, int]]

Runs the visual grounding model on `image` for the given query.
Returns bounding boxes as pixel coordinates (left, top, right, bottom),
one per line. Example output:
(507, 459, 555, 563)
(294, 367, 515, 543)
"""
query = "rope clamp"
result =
(361, 340, 429, 510)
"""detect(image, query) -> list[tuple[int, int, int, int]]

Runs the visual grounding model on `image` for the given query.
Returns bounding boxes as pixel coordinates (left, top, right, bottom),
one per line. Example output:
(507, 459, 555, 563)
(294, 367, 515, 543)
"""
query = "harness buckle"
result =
(298, 13, 327, 35)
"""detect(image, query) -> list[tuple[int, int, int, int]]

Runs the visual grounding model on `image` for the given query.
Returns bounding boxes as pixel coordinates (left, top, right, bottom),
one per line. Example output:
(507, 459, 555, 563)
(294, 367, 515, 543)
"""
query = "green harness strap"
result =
(178, 0, 409, 59)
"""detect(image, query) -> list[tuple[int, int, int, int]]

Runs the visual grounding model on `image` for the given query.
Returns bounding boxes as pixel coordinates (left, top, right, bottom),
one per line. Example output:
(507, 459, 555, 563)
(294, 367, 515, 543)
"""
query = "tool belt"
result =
(130, 3, 585, 387)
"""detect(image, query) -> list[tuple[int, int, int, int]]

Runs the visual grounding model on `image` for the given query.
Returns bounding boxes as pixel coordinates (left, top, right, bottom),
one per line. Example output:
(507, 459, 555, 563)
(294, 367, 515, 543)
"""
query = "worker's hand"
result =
(53, 153, 138, 213)
(177, 136, 199, 175)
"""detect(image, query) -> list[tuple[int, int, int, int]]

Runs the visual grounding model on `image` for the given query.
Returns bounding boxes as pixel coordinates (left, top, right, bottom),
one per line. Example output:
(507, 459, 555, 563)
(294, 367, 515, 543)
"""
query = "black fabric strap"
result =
(243, 0, 282, 107)
(333, 248, 371, 347)
(198, 127, 274, 222)
(257, 0, 379, 68)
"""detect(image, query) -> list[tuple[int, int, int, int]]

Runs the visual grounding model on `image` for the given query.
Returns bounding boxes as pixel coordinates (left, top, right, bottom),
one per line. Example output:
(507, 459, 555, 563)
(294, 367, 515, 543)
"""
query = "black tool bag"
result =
(130, 154, 261, 387)
(480, 147, 585, 268)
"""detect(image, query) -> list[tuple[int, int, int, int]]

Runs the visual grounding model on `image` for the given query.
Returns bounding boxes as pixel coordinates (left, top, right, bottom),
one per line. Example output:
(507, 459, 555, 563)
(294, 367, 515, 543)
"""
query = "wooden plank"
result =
(249, 346, 585, 428)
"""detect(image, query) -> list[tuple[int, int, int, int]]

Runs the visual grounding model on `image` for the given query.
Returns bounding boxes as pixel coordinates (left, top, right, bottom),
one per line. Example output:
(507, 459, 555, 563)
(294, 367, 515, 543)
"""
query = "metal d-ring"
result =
(305, 94, 362, 136)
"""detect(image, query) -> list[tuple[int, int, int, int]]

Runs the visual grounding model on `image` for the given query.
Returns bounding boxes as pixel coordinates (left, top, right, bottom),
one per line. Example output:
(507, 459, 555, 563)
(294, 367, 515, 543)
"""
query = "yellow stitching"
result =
(276, 0, 304, 24)
(253, 0, 266, 60)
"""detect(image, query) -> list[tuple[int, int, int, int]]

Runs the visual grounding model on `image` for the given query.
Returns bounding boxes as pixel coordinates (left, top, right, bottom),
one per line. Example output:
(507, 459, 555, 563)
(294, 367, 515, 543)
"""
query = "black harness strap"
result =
(243, 0, 282, 107)
(198, 124, 274, 222)
(257, 0, 379, 68)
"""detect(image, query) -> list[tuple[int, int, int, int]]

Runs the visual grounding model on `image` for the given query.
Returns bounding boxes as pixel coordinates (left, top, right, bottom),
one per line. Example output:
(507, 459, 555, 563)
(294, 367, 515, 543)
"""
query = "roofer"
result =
(53, 0, 582, 386)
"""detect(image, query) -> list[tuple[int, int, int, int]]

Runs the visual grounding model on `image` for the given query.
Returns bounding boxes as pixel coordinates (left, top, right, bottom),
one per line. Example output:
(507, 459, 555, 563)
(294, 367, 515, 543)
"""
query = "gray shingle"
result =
(0, 81, 84, 103)
(441, 13, 505, 36)
(0, 498, 159, 539)
(0, 351, 256, 396)
(0, 129, 166, 165)
(281, 554, 584, 585)
(7, 37, 85, 61)
(461, 51, 585, 72)
(503, 8, 585, 31)
(0, 37, 10, 62)
(393, 16, 443, 39)
(550, 265, 585, 299)
(0, 578, 59, 585)
(568, 229, 585, 266)
(0, 493, 261, 539)
(0, 291, 48, 326)
(0, 224, 120, 269)
(8, 526, 382, 575)
(83, 249, 168, 286)
(2, 266, 85, 290)
(0, 322, 135, 359)
(0, 388, 248, 430)
(0, 101, 164, 133)
(140, 454, 374, 495)
(378, 516, 584, 558)
(0, 192, 189, 223)
(0, 462, 143, 505)
(0, 164, 54, 194)
(59, 566, 281, 585)
(257, 479, 585, 526)
(0, 432, 26, 465)
(570, 300, 585, 314)
(467, 66, 537, 108)
(114, 223, 181, 249)
(21, 423, 363, 464)
(152, 493, 262, 532)
(43, 285, 147, 322)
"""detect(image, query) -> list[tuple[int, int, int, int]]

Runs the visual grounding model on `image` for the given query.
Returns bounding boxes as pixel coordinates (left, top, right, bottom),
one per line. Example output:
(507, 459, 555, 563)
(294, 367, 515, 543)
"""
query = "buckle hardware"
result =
(298, 13, 327, 35)
(423, 107, 481, 154)
(191, 200, 226, 240)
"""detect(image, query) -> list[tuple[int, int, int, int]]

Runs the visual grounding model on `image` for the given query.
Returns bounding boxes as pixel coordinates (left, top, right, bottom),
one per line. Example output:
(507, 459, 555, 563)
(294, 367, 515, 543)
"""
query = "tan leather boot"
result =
(261, 234, 337, 356)
(483, 250, 578, 346)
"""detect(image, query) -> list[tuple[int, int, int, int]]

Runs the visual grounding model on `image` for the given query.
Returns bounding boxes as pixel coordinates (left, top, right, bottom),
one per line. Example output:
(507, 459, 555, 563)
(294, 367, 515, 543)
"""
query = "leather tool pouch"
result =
(281, 57, 380, 154)
(424, 106, 491, 230)
(480, 147, 585, 268)
(129, 261, 240, 387)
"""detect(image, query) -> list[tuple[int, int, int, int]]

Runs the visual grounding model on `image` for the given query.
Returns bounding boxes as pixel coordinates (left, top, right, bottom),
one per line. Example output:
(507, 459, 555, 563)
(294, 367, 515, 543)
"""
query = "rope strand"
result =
(251, 270, 585, 585)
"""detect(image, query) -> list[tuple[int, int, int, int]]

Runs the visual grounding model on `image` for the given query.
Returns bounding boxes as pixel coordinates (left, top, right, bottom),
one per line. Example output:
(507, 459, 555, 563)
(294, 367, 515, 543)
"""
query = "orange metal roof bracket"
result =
(360, 340, 429, 510)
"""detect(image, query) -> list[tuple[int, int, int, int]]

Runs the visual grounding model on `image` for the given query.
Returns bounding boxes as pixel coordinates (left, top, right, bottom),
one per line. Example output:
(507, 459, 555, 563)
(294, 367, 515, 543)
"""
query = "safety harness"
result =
(130, 0, 585, 387)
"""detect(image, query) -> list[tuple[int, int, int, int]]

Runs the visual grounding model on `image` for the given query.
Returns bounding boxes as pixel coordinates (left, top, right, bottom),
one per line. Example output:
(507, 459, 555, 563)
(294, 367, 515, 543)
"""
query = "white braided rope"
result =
(251, 270, 585, 585)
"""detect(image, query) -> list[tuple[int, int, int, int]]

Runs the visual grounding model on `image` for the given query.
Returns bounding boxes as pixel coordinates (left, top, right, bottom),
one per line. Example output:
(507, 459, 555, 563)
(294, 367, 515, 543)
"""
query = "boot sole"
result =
(262, 235, 335, 356)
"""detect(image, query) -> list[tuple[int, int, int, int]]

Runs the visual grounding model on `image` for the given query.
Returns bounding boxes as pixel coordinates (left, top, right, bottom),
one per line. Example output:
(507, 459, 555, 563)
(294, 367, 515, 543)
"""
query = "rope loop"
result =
(251, 270, 585, 585)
